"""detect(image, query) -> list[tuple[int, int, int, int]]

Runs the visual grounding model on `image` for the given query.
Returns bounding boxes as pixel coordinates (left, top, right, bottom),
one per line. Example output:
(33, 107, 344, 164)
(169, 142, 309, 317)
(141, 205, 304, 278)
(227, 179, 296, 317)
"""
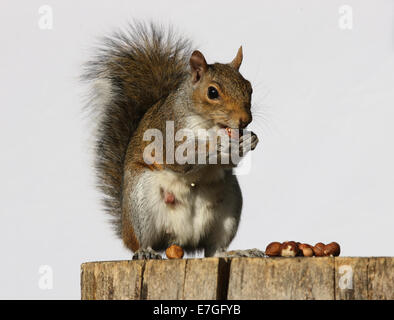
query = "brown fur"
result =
(83, 23, 191, 241)
(191, 63, 253, 129)
(84, 23, 253, 253)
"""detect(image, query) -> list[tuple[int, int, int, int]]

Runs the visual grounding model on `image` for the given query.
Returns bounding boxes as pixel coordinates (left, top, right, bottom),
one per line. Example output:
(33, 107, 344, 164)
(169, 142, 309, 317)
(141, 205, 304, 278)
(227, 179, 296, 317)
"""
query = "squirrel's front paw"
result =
(132, 247, 162, 260)
(214, 131, 259, 166)
(239, 131, 259, 157)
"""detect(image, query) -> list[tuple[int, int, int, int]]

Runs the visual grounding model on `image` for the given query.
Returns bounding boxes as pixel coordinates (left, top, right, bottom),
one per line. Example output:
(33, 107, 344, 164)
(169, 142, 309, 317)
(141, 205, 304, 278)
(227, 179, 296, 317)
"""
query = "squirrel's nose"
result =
(239, 114, 252, 129)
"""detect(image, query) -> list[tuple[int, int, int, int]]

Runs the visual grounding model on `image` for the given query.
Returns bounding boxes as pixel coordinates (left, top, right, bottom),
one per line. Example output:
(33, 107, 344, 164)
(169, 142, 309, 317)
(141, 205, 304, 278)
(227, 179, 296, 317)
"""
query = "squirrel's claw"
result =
(214, 248, 266, 258)
(239, 132, 259, 157)
(132, 247, 162, 260)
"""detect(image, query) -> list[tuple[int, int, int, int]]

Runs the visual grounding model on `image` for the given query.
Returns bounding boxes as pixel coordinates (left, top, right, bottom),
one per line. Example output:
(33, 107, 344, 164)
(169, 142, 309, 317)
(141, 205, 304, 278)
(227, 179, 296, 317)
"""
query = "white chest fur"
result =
(143, 167, 226, 247)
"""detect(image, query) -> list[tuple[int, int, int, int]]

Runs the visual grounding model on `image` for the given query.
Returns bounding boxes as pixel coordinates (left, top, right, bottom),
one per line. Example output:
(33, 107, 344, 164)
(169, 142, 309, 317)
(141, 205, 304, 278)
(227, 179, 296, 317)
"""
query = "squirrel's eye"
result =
(207, 86, 219, 99)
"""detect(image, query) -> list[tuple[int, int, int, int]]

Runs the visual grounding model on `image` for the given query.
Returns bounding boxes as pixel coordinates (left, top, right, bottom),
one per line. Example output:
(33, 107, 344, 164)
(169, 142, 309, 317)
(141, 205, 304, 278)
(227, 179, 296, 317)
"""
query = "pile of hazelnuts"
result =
(265, 241, 340, 257)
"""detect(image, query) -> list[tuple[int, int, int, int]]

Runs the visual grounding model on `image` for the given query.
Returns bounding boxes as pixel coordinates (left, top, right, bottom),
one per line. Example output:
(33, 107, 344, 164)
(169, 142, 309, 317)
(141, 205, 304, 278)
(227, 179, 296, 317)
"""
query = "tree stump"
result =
(81, 257, 393, 300)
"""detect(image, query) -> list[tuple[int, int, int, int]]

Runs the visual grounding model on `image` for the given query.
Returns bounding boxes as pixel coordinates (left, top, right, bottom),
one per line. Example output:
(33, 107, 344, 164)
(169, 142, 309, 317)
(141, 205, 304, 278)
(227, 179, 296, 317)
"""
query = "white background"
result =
(1, 0, 393, 299)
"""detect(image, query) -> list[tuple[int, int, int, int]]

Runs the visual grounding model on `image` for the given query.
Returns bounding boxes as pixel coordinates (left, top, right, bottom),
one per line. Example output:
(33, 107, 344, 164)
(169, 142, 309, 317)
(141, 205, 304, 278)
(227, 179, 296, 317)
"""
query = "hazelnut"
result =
(165, 244, 184, 259)
(225, 127, 240, 140)
(313, 242, 326, 257)
(298, 243, 314, 257)
(315, 242, 325, 249)
(280, 241, 299, 257)
(265, 242, 282, 257)
(323, 242, 340, 257)
(294, 242, 302, 256)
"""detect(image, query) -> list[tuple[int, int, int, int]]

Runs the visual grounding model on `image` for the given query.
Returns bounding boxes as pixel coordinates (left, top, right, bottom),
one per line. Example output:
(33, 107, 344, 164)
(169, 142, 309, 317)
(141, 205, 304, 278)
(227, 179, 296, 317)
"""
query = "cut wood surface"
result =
(81, 257, 393, 300)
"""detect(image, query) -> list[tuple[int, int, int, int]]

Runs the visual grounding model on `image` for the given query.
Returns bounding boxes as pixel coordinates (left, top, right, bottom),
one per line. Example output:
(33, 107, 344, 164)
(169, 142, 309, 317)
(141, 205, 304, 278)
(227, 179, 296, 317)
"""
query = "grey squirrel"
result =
(84, 23, 263, 259)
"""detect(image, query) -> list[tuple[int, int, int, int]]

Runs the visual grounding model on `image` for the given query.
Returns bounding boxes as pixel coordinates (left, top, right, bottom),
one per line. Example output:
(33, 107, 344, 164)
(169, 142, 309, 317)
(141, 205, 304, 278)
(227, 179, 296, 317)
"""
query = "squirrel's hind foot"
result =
(215, 248, 266, 258)
(132, 247, 162, 260)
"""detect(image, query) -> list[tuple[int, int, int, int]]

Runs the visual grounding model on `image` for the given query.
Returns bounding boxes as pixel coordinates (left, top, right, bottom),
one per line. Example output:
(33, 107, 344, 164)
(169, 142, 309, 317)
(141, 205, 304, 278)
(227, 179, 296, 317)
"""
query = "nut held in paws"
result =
(166, 244, 184, 259)
(225, 127, 240, 140)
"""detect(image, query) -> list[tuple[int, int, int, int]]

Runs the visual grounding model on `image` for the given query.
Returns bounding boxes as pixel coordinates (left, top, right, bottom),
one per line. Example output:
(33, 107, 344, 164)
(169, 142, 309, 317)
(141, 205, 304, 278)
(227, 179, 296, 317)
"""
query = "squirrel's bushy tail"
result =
(83, 23, 192, 236)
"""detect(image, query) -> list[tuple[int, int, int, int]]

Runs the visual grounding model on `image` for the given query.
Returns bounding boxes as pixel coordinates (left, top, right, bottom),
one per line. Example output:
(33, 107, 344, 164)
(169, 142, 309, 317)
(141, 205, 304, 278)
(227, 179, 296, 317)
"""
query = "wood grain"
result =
(183, 257, 229, 300)
(81, 260, 145, 300)
(368, 257, 394, 300)
(227, 257, 335, 300)
(335, 257, 369, 300)
(81, 257, 393, 300)
(141, 259, 186, 300)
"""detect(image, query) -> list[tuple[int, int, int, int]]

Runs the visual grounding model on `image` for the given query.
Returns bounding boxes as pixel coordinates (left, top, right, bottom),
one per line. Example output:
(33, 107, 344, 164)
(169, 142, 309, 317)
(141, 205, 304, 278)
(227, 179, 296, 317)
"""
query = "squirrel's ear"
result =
(190, 50, 208, 83)
(229, 46, 243, 70)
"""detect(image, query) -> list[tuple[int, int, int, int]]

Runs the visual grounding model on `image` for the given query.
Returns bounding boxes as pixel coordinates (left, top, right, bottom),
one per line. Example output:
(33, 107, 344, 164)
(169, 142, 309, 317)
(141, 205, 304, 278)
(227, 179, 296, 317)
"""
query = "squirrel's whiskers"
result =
(84, 22, 262, 259)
